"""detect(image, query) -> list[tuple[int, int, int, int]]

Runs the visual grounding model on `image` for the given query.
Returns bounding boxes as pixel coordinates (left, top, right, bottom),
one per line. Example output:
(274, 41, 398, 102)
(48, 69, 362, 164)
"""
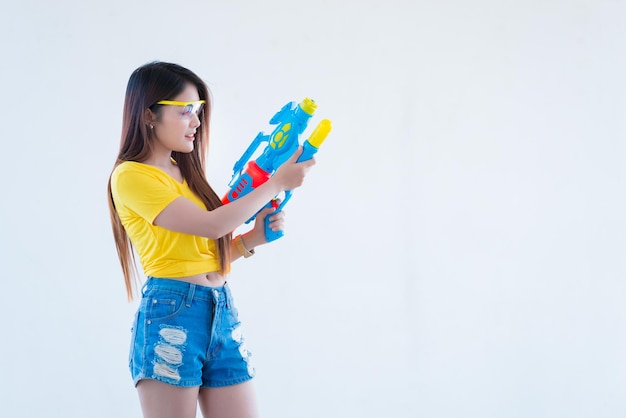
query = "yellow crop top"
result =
(110, 161, 222, 278)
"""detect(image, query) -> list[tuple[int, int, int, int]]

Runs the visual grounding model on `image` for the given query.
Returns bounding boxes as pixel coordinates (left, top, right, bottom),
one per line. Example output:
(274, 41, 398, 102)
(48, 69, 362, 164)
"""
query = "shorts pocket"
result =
(145, 292, 186, 322)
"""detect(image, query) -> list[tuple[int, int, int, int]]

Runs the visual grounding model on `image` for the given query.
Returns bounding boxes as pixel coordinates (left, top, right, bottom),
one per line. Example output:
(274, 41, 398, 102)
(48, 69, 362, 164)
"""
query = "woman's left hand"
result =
(247, 200, 285, 246)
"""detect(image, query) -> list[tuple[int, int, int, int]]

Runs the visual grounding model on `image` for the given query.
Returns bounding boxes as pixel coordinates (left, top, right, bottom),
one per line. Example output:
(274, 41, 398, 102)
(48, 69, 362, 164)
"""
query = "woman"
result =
(107, 61, 314, 418)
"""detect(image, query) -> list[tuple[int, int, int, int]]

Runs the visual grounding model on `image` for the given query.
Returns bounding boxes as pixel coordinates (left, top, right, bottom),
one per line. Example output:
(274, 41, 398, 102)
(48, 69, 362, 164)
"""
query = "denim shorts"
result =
(129, 277, 255, 388)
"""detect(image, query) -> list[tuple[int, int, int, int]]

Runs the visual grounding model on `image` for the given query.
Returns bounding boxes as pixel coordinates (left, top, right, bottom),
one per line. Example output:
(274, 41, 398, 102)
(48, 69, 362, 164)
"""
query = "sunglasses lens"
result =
(181, 102, 204, 117)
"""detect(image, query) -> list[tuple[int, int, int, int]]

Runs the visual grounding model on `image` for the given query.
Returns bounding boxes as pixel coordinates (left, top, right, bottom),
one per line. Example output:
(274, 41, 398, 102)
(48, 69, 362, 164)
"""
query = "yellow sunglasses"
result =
(155, 100, 206, 118)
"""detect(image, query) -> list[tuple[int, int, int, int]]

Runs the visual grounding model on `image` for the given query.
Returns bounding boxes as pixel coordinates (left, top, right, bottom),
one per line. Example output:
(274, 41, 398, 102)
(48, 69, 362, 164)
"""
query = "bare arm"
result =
(153, 147, 313, 239)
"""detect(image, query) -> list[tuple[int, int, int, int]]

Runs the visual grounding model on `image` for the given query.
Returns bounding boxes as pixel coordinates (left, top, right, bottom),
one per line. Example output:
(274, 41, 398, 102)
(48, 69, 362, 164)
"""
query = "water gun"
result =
(221, 97, 332, 241)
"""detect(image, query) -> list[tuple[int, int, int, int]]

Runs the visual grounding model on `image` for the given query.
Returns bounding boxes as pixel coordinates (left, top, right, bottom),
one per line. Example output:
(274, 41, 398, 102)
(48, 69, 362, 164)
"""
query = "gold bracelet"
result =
(234, 235, 255, 258)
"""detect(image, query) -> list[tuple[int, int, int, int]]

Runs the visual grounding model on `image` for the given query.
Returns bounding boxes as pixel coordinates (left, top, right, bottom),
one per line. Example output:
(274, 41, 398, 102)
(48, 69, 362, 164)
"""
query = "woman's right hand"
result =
(271, 146, 316, 191)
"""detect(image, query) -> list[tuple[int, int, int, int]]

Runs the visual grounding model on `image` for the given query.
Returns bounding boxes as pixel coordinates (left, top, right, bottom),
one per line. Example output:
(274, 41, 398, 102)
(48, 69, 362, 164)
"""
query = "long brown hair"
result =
(107, 61, 231, 300)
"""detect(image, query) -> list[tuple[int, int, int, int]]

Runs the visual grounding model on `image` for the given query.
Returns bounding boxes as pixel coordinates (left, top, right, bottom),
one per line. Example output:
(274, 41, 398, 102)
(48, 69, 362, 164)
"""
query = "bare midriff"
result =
(170, 271, 226, 288)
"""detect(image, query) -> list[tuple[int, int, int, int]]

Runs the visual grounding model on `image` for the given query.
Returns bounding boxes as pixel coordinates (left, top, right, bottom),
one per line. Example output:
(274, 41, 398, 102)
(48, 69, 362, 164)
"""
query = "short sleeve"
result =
(111, 163, 181, 223)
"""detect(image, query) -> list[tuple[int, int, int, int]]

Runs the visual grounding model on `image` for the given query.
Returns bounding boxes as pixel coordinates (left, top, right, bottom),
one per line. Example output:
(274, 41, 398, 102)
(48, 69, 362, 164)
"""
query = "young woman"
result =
(107, 61, 314, 418)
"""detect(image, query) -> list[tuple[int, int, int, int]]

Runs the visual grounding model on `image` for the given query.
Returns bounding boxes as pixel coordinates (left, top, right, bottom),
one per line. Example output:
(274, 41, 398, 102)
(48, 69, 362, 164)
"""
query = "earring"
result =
(150, 124, 154, 129)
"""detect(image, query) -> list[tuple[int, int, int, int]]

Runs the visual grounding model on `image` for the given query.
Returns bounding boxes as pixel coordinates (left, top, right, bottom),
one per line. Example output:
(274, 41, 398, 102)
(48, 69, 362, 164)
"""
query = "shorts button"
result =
(147, 320, 152, 324)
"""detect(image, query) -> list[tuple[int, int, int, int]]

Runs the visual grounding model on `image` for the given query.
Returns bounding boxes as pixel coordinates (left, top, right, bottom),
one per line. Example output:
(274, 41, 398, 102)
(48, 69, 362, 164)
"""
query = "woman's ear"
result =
(145, 108, 157, 128)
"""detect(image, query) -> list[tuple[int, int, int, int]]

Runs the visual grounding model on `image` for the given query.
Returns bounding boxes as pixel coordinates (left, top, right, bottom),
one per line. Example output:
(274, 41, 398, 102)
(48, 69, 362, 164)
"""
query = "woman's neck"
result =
(144, 150, 175, 169)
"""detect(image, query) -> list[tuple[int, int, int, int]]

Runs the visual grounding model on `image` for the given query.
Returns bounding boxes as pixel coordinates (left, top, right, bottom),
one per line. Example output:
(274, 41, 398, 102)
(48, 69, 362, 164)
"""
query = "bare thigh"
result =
(198, 380, 259, 418)
(137, 379, 199, 418)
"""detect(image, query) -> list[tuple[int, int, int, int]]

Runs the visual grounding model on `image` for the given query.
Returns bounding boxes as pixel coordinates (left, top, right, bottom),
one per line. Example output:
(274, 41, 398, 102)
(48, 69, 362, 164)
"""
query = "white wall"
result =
(1, 1, 624, 417)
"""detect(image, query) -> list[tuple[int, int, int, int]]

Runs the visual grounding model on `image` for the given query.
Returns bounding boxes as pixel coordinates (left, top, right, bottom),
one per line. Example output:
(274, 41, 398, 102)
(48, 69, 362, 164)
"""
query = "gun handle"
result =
(263, 191, 293, 242)
(264, 214, 284, 242)
(263, 199, 283, 242)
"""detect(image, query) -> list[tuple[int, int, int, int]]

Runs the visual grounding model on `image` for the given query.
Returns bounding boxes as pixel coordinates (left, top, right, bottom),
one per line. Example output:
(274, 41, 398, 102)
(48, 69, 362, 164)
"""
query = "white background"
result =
(1, 1, 625, 417)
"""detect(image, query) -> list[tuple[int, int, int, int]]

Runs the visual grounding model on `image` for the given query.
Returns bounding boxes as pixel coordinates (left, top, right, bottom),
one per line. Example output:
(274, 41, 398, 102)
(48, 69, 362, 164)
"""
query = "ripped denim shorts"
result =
(129, 277, 255, 388)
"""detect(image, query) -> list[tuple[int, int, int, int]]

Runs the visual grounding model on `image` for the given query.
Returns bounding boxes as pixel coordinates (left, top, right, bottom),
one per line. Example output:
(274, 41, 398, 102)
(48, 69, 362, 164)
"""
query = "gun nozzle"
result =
(308, 119, 332, 148)
(300, 97, 317, 115)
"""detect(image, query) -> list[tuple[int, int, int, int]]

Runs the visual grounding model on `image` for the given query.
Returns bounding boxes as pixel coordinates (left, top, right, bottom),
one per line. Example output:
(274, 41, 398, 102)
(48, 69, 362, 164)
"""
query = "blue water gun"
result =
(221, 97, 332, 241)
